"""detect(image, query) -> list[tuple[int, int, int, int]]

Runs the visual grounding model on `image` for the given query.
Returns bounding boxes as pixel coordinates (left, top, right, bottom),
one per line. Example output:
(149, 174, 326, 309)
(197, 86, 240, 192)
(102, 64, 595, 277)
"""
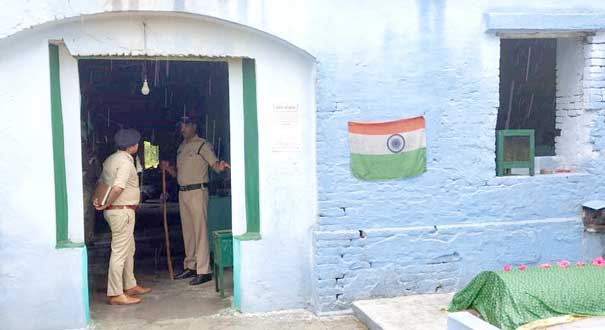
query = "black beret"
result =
(114, 129, 141, 148)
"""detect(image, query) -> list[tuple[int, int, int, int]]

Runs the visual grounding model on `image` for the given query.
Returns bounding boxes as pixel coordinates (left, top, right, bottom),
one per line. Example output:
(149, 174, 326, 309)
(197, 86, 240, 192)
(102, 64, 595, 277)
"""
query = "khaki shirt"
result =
(100, 151, 140, 205)
(177, 135, 218, 186)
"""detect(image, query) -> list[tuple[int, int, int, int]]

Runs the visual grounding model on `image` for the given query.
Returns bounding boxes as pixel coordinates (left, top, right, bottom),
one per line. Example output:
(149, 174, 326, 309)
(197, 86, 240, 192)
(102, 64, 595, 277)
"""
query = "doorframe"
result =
(48, 43, 90, 325)
(49, 45, 261, 316)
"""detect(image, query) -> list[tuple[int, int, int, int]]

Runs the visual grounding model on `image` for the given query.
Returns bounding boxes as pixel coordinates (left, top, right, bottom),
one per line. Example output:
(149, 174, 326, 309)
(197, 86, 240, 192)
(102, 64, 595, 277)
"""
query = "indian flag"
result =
(348, 116, 426, 180)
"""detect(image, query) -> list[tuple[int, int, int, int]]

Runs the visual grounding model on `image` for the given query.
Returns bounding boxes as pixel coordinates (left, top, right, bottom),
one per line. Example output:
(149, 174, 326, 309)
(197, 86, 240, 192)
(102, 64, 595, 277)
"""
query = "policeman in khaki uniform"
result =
(94, 129, 151, 305)
(162, 118, 229, 285)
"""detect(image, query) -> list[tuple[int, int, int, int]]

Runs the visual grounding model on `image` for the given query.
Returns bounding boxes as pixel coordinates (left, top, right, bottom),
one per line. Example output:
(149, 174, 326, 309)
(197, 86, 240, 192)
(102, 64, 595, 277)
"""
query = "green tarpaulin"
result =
(448, 265, 605, 330)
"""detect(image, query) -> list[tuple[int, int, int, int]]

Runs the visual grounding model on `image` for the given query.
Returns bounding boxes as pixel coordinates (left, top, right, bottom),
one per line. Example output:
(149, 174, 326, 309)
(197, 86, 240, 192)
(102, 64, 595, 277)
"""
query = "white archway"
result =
(0, 10, 317, 329)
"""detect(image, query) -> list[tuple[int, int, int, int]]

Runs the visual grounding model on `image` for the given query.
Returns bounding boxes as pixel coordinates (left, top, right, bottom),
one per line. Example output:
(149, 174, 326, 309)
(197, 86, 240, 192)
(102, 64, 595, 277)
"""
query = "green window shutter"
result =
(49, 44, 72, 247)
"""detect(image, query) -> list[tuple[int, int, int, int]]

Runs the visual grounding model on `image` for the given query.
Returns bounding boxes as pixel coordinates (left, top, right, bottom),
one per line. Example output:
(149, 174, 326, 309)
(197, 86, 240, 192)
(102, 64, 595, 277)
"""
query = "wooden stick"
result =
(162, 168, 175, 280)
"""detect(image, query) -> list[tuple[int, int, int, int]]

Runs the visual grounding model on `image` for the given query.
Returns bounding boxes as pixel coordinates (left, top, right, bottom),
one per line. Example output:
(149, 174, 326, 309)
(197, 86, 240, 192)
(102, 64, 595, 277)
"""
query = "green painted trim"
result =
(233, 238, 241, 310)
(49, 44, 70, 244)
(56, 241, 85, 249)
(81, 246, 90, 323)
(234, 232, 261, 241)
(242, 58, 261, 237)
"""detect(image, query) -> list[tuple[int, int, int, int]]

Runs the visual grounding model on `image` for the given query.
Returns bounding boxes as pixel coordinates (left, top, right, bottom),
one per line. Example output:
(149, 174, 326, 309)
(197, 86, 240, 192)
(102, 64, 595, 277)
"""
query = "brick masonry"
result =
(313, 219, 587, 312)
(555, 37, 589, 166)
(584, 33, 605, 153)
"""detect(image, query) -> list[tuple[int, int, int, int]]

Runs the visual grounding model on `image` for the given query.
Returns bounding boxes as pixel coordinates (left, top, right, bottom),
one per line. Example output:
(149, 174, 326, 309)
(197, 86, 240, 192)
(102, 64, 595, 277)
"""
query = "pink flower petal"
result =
(503, 264, 512, 272)
(518, 265, 527, 271)
(576, 261, 586, 267)
(557, 260, 570, 268)
(539, 263, 551, 269)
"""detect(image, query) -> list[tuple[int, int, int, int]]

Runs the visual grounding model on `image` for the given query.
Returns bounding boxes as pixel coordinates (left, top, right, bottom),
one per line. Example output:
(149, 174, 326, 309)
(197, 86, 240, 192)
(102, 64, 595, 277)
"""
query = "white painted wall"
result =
(0, 34, 87, 330)
(0, 31, 56, 246)
(59, 43, 85, 243)
(228, 58, 246, 237)
(0, 12, 316, 320)
(239, 39, 317, 312)
(555, 37, 595, 169)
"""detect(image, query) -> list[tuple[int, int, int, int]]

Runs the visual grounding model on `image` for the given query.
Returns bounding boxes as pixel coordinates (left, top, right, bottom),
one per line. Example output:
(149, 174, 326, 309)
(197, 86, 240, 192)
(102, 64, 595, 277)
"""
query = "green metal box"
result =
(212, 229, 233, 297)
(496, 129, 535, 176)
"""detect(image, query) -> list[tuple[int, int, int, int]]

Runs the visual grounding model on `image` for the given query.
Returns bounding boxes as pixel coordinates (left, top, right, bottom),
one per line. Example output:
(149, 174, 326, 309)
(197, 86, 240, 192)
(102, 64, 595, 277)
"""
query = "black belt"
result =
(179, 183, 208, 192)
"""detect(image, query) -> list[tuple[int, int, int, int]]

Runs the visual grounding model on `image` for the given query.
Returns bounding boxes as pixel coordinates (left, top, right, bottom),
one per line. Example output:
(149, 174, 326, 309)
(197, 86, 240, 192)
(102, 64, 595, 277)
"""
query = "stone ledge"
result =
(485, 172, 590, 186)
(352, 294, 453, 330)
(315, 217, 581, 239)
(447, 312, 499, 330)
(485, 12, 605, 31)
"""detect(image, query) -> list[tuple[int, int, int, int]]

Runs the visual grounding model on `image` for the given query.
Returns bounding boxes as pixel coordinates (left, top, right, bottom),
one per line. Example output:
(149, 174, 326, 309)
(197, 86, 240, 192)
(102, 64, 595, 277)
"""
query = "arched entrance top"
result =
(0, 7, 315, 60)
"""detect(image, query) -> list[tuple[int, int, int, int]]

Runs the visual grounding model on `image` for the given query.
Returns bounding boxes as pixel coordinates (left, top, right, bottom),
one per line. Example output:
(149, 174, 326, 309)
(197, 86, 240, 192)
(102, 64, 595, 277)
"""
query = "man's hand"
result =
(160, 160, 170, 171)
(160, 160, 177, 177)
(216, 160, 230, 172)
(92, 198, 108, 211)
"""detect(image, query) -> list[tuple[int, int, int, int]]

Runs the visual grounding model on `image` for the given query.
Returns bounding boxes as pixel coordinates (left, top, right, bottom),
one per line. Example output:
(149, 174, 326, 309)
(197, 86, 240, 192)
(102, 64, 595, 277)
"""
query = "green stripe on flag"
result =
(351, 148, 426, 180)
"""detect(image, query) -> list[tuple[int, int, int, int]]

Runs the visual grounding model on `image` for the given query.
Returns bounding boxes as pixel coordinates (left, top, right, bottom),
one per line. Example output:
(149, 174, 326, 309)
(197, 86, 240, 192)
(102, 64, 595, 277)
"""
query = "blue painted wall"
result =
(312, 1, 605, 312)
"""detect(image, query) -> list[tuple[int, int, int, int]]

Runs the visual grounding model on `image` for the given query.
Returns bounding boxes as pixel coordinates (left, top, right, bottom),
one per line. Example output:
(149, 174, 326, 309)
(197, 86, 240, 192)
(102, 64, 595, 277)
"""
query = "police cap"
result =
(114, 129, 141, 148)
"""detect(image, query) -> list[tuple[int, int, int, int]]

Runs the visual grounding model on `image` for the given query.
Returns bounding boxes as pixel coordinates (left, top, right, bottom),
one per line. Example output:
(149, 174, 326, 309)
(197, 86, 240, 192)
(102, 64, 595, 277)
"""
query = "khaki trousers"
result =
(179, 189, 211, 275)
(104, 209, 137, 296)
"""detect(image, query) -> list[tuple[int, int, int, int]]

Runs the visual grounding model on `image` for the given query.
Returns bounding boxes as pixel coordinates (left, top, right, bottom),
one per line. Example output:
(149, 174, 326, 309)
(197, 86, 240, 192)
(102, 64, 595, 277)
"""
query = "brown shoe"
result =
(124, 285, 152, 296)
(108, 294, 141, 305)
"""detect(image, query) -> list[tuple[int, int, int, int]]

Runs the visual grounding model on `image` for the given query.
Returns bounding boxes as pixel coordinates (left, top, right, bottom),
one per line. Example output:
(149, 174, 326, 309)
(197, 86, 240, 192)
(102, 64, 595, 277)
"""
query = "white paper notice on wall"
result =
(272, 103, 302, 153)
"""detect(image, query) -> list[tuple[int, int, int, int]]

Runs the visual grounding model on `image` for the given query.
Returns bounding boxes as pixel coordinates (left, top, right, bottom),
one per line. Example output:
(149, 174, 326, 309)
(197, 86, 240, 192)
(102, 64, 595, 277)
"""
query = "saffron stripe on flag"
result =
(350, 148, 427, 180)
(348, 116, 425, 135)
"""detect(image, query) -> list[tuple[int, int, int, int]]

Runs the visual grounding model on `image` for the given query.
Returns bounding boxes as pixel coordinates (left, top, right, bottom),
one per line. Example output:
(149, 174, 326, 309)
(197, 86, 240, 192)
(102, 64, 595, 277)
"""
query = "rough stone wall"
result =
(555, 34, 605, 169)
(314, 218, 583, 311)
(312, 173, 602, 312)
(555, 37, 589, 167)
(584, 33, 605, 155)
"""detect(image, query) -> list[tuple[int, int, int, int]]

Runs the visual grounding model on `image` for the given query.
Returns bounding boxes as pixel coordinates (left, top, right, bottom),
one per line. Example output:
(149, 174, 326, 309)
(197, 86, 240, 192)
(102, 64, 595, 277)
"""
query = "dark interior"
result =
(497, 38, 557, 157)
(78, 59, 232, 291)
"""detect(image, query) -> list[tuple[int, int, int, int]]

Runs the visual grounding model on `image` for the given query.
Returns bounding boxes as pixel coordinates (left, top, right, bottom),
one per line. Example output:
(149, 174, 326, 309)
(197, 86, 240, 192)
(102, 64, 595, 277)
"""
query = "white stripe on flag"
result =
(349, 128, 426, 155)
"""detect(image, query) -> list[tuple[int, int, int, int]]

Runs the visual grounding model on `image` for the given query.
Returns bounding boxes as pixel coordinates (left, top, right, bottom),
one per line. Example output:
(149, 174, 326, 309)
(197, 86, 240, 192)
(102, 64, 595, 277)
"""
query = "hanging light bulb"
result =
(141, 78, 150, 95)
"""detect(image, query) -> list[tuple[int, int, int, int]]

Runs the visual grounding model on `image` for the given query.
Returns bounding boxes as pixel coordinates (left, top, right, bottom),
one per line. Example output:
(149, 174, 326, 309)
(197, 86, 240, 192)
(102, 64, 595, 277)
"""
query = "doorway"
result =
(78, 58, 234, 322)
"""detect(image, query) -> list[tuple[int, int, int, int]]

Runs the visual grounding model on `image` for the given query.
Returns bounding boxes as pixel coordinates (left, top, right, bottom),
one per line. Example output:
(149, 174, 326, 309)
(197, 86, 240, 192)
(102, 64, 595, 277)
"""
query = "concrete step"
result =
(353, 294, 605, 330)
(352, 293, 453, 330)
